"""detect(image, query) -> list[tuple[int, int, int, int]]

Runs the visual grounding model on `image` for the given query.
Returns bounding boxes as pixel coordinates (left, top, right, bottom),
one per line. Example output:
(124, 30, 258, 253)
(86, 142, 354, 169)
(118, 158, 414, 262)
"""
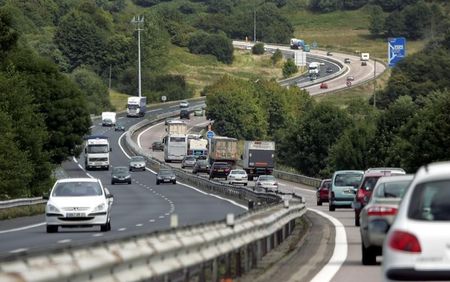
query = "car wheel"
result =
(156, 181, 160, 185)
(362, 244, 376, 265)
(329, 203, 335, 211)
(244, 183, 247, 186)
(100, 223, 109, 232)
(46, 225, 58, 233)
(111, 181, 115, 185)
(172, 180, 176, 184)
(128, 180, 131, 185)
(107, 220, 111, 231)
(181, 166, 184, 169)
(355, 212, 360, 226)
(317, 199, 322, 206)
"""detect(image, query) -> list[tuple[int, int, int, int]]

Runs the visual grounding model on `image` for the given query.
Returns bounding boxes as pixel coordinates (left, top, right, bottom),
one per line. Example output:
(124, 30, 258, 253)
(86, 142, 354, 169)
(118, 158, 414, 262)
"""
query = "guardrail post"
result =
(251, 242, 257, 269)
(243, 245, 249, 273)
(199, 262, 206, 282)
(235, 249, 242, 277)
(256, 239, 263, 263)
(212, 258, 218, 282)
(183, 267, 190, 282)
(225, 253, 231, 277)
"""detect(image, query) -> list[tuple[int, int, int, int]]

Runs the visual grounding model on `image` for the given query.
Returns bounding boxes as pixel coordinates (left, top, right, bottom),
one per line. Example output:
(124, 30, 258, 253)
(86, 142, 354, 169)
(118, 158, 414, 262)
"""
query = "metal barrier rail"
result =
(273, 170, 322, 188)
(0, 197, 45, 210)
(0, 198, 306, 282)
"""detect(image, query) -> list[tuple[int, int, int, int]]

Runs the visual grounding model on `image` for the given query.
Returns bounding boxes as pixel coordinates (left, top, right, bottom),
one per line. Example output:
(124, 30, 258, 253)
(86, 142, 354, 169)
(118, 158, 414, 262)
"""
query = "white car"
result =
(227, 169, 248, 186)
(383, 162, 450, 281)
(255, 175, 278, 192)
(179, 100, 189, 108)
(44, 178, 113, 233)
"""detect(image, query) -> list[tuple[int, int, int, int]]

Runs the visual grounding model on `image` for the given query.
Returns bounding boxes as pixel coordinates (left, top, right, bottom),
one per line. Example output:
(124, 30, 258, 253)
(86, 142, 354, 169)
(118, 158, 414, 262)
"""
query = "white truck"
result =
(308, 62, 321, 77)
(101, 112, 116, 126)
(127, 96, 147, 117)
(243, 141, 275, 180)
(166, 120, 187, 135)
(188, 138, 208, 159)
(84, 136, 111, 170)
(360, 53, 370, 61)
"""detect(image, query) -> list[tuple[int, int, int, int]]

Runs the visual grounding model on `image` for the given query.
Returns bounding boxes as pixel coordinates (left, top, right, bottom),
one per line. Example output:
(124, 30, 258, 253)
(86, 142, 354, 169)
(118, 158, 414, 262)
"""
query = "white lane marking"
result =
(58, 239, 72, 244)
(148, 108, 161, 113)
(73, 156, 78, 163)
(9, 248, 28, 254)
(136, 224, 143, 227)
(118, 228, 126, 231)
(169, 105, 178, 108)
(86, 173, 94, 179)
(118, 117, 124, 119)
(92, 233, 104, 237)
(136, 122, 164, 151)
(90, 125, 95, 129)
(78, 164, 83, 170)
(149, 219, 155, 222)
(309, 208, 347, 282)
(0, 222, 46, 234)
(165, 213, 170, 216)
(158, 215, 165, 219)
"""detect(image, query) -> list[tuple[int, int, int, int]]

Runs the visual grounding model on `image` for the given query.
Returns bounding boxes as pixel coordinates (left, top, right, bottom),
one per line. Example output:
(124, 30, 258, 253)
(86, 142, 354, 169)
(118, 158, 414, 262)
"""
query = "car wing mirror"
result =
(106, 193, 114, 199)
(42, 192, 50, 200)
(110, 148, 112, 152)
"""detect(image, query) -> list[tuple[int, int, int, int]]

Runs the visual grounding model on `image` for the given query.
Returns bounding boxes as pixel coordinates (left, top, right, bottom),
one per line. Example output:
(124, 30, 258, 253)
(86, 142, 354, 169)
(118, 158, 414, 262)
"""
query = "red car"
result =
(316, 179, 331, 205)
(320, 82, 328, 89)
(353, 172, 391, 226)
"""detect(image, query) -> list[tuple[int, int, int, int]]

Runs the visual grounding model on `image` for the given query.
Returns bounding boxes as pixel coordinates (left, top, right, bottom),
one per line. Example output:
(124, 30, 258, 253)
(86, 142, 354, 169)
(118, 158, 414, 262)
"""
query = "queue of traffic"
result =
(316, 163, 450, 281)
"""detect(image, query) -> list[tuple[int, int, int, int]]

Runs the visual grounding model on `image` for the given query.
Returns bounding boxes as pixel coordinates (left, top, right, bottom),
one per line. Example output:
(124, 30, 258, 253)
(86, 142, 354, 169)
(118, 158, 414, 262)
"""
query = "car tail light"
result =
(357, 189, 366, 201)
(388, 230, 421, 253)
(367, 206, 398, 216)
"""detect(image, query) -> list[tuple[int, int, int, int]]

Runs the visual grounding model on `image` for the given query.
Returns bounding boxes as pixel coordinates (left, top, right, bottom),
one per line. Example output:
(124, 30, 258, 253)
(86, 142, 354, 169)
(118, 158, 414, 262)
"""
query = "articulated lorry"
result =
(166, 120, 187, 135)
(127, 96, 147, 117)
(84, 136, 111, 170)
(208, 137, 239, 166)
(290, 38, 305, 50)
(308, 62, 321, 77)
(242, 141, 275, 180)
(101, 112, 116, 126)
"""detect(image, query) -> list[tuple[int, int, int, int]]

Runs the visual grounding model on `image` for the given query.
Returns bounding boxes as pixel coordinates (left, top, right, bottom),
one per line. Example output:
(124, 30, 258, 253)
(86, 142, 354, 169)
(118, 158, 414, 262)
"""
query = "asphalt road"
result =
(0, 102, 245, 260)
(141, 116, 383, 282)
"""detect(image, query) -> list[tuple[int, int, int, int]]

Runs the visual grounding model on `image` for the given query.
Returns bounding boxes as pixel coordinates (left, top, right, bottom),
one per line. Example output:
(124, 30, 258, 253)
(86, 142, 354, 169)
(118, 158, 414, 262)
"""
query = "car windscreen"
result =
(159, 170, 173, 176)
(334, 173, 362, 188)
(87, 144, 109, 153)
(170, 137, 186, 142)
(374, 180, 411, 198)
(52, 182, 102, 197)
(408, 180, 450, 221)
(113, 167, 128, 174)
(131, 156, 144, 162)
(185, 156, 196, 161)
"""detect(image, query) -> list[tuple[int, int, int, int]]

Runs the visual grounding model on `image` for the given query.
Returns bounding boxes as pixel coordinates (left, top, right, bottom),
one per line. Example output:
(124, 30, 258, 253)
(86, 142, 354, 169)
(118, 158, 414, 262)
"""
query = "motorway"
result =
(0, 44, 386, 280)
(138, 115, 383, 282)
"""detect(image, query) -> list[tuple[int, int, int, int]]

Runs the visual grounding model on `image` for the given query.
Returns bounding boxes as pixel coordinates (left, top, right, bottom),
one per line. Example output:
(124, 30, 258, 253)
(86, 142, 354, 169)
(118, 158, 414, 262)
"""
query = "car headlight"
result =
(93, 203, 106, 212)
(171, 176, 176, 179)
(125, 175, 131, 179)
(113, 176, 119, 179)
(47, 204, 60, 213)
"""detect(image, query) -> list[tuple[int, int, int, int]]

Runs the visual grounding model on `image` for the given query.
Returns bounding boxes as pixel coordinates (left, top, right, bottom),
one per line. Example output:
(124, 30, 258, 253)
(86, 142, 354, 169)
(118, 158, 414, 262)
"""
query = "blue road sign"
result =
(388, 37, 406, 68)
(206, 130, 215, 140)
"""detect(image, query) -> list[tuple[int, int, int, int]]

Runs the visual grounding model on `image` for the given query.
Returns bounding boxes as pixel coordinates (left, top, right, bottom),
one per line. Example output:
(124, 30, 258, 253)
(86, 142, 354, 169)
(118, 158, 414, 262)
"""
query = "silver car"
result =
(255, 175, 278, 192)
(181, 155, 196, 169)
(359, 174, 414, 265)
(129, 156, 146, 171)
(383, 162, 450, 281)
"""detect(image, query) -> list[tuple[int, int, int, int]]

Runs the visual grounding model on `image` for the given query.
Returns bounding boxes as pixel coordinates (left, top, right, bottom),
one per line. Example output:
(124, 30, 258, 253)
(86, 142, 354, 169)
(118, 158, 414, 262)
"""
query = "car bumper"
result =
(130, 165, 145, 170)
(385, 268, 450, 281)
(229, 178, 248, 184)
(112, 178, 130, 183)
(46, 213, 108, 226)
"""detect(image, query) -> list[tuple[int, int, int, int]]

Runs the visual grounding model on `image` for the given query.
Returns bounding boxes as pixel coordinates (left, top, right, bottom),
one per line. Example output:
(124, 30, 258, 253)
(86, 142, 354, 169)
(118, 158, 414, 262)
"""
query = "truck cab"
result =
(84, 136, 111, 170)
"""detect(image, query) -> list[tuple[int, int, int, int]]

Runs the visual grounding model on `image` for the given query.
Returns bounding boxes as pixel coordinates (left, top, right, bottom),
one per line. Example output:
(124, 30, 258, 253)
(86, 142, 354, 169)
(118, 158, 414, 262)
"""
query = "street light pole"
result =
(131, 15, 144, 98)
(253, 8, 256, 42)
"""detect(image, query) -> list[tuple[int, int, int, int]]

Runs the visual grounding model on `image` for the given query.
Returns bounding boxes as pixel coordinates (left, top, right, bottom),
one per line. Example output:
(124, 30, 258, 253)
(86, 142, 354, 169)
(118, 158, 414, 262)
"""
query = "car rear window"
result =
(374, 180, 411, 198)
(408, 180, 450, 221)
(360, 176, 381, 191)
(214, 163, 229, 168)
(334, 173, 362, 188)
(231, 170, 246, 175)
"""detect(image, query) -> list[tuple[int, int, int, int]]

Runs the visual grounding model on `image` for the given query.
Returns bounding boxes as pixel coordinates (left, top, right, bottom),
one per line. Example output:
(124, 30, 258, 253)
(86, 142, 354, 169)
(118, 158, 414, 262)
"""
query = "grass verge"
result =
(0, 204, 45, 221)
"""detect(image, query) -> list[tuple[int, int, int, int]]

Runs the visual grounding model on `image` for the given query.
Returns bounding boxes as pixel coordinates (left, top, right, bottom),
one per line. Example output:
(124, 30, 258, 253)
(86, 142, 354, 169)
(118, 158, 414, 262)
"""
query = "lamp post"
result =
(131, 15, 144, 98)
(253, 0, 265, 43)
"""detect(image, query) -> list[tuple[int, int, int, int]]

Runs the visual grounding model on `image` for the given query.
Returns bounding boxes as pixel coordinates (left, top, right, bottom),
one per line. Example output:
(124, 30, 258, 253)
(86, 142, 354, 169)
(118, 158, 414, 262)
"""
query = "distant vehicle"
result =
(151, 141, 164, 151)
(129, 156, 146, 171)
(209, 137, 239, 167)
(361, 61, 367, 66)
(317, 179, 331, 206)
(111, 166, 131, 185)
(126, 96, 147, 117)
(84, 136, 111, 170)
(353, 172, 390, 226)
(308, 62, 320, 77)
(194, 108, 204, 116)
(164, 134, 188, 162)
(242, 141, 275, 181)
(165, 120, 187, 135)
(326, 51, 333, 56)
(329, 170, 364, 211)
(290, 38, 305, 50)
(346, 75, 355, 81)
(179, 100, 189, 108)
(320, 82, 328, 89)
(44, 178, 113, 233)
(188, 138, 208, 159)
(181, 155, 197, 169)
(344, 58, 351, 63)
(359, 174, 414, 265)
(192, 159, 210, 174)
(156, 169, 176, 185)
(255, 175, 278, 192)
(365, 167, 406, 175)
(114, 123, 125, 131)
(180, 109, 190, 120)
(360, 52, 370, 61)
(101, 112, 116, 126)
(383, 162, 450, 280)
(227, 169, 248, 186)
(209, 162, 232, 180)
(326, 67, 333, 73)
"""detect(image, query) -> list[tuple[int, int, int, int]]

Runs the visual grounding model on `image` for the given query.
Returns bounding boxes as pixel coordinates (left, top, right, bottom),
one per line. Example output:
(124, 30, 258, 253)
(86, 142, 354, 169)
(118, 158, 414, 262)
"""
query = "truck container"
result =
(166, 120, 187, 135)
(290, 38, 305, 50)
(101, 112, 116, 126)
(208, 137, 238, 166)
(188, 138, 208, 158)
(127, 96, 147, 117)
(243, 141, 275, 180)
(360, 53, 370, 61)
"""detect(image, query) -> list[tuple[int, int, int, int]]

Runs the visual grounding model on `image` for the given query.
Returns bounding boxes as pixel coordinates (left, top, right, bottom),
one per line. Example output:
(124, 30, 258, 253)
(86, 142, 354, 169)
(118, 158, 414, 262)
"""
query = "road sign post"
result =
(388, 37, 406, 68)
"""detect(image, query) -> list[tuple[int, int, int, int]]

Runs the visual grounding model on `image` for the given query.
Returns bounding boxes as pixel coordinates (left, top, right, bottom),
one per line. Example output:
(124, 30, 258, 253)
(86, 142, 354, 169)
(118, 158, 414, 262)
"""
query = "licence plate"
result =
(164, 179, 171, 182)
(218, 169, 224, 172)
(66, 212, 85, 218)
(96, 166, 101, 168)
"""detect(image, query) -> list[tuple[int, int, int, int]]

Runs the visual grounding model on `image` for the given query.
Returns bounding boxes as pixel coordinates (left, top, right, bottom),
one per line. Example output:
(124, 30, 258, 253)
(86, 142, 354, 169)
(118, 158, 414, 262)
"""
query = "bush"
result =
(271, 49, 283, 65)
(252, 43, 265, 55)
(188, 31, 234, 64)
(282, 59, 298, 78)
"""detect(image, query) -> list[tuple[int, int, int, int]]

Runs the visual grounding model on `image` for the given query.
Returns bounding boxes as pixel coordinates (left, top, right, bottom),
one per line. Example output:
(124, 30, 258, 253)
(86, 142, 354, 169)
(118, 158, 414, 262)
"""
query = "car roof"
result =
(363, 171, 389, 178)
(230, 169, 245, 172)
(334, 170, 363, 175)
(375, 174, 414, 184)
(113, 166, 128, 170)
(415, 161, 450, 182)
(57, 178, 99, 183)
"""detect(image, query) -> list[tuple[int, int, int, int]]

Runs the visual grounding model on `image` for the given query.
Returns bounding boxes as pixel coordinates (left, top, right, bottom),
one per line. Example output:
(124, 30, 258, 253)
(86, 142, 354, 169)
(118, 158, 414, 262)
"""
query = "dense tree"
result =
(0, 9, 18, 57)
(188, 31, 234, 64)
(282, 59, 298, 78)
(368, 5, 384, 36)
(252, 43, 265, 55)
